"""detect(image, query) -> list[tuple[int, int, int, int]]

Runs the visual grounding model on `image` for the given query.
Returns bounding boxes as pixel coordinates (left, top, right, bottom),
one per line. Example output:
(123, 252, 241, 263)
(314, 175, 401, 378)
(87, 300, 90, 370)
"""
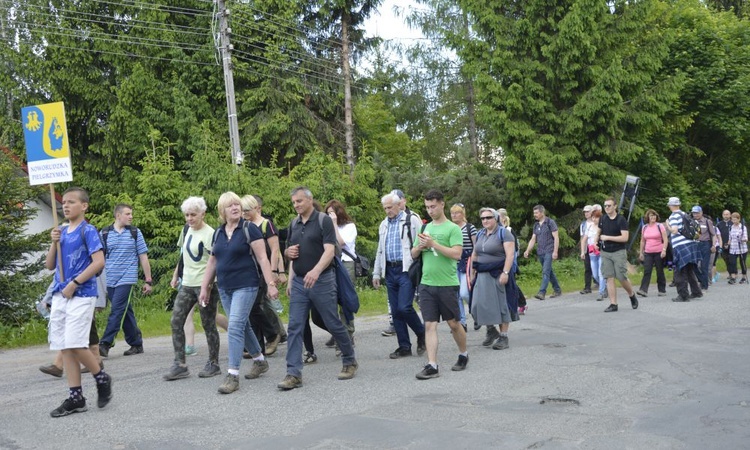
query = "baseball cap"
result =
(667, 197, 681, 206)
(583, 205, 593, 212)
(691, 205, 702, 213)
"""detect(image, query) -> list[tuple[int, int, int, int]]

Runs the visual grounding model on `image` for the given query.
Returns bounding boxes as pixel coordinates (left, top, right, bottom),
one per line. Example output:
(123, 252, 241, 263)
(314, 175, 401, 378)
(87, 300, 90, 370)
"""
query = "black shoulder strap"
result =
(405, 213, 416, 248)
(127, 225, 138, 242)
(100, 225, 114, 257)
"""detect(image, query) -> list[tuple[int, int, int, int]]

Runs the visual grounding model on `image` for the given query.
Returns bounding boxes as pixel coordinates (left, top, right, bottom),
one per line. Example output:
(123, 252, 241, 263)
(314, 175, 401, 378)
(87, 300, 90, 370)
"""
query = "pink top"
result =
(642, 223, 665, 253)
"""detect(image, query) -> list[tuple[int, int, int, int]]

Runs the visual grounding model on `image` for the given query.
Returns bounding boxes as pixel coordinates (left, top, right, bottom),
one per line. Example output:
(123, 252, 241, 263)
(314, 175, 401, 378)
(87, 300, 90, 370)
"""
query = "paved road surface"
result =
(1, 279, 749, 449)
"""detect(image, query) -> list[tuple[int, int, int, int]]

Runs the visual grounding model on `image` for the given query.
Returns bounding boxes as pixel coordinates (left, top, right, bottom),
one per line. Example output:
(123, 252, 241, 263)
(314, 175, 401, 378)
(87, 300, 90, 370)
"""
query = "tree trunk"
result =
(341, 12, 355, 179)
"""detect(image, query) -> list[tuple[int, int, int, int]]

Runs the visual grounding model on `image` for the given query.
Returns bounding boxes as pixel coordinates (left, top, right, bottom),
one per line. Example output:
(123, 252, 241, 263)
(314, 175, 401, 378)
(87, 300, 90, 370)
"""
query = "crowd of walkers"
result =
(39, 185, 747, 417)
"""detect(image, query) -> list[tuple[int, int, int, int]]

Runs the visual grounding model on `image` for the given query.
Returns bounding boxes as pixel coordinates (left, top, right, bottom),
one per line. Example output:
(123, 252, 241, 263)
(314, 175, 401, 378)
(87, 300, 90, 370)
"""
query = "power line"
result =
(40, 41, 215, 66)
(88, 0, 211, 17)
(10, 20, 209, 52)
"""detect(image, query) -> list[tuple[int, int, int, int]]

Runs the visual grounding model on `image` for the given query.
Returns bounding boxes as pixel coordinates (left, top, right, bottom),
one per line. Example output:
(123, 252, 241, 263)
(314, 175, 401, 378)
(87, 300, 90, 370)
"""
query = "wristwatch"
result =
(502, 271, 510, 275)
(268, 281, 277, 287)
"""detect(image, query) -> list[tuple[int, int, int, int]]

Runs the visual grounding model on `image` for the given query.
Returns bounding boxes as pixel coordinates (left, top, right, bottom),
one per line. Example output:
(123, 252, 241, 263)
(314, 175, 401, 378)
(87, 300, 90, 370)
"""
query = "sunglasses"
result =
(480, 216, 495, 221)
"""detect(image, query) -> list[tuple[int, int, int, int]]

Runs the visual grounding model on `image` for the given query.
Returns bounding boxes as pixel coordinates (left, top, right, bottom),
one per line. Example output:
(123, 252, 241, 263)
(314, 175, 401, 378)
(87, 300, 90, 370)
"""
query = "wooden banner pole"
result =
(50, 183, 64, 280)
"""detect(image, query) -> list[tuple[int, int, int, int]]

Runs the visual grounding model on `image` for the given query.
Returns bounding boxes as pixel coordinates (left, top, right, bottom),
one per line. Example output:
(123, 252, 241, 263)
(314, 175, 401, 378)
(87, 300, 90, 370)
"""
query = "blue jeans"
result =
(538, 253, 560, 294)
(101, 285, 143, 347)
(385, 266, 425, 350)
(219, 286, 261, 370)
(697, 241, 712, 289)
(457, 270, 470, 325)
(286, 270, 355, 378)
(589, 253, 606, 295)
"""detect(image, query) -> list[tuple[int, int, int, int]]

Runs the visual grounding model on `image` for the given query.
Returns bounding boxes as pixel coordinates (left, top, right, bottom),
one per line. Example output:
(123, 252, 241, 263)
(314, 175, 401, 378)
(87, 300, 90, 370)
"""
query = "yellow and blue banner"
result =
(22, 101, 73, 185)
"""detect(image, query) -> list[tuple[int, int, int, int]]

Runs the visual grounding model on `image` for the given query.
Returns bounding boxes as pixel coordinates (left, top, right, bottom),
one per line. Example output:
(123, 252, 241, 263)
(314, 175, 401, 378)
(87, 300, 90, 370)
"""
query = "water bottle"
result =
(271, 298, 283, 314)
(36, 301, 51, 320)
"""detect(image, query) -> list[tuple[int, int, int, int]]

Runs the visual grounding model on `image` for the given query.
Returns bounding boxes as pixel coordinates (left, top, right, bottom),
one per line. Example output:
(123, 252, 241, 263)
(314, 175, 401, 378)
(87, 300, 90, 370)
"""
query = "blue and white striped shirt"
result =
(668, 211, 689, 249)
(103, 227, 148, 287)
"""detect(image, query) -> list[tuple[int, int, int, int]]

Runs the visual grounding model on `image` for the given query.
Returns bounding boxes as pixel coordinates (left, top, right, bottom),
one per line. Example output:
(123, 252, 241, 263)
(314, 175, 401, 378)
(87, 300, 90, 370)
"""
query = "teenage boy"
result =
(45, 187, 113, 417)
(599, 197, 639, 312)
(410, 189, 466, 379)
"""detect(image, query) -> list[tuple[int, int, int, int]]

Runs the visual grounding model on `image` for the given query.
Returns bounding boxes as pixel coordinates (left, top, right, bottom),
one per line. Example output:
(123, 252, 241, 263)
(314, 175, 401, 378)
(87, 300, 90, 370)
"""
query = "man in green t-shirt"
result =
(410, 189, 468, 379)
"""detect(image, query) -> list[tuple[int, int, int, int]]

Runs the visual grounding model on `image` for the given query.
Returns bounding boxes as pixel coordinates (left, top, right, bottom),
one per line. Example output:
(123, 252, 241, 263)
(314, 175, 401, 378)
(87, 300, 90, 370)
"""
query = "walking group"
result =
(575, 197, 748, 310)
(40, 184, 747, 418)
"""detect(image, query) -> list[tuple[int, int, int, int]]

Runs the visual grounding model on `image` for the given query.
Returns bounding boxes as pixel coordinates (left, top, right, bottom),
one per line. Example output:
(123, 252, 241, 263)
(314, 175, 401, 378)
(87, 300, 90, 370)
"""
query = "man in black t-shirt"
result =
(278, 187, 358, 390)
(716, 209, 732, 278)
(599, 197, 639, 313)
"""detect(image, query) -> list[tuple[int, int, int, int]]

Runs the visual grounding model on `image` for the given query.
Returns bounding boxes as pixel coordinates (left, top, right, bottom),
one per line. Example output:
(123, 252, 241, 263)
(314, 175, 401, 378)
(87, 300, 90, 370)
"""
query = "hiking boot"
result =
(741, 278, 748, 284)
(265, 334, 281, 356)
(244, 360, 269, 379)
(596, 293, 607, 301)
(381, 325, 396, 337)
(550, 290, 562, 298)
(658, 292, 667, 297)
(492, 335, 509, 350)
(123, 345, 143, 356)
(451, 354, 469, 371)
(672, 296, 690, 302)
(277, 374, 303, 390)
(416, 364, 439, 380)
(198, 361, 221, 378)
(416, 334, 426, 356)
(99, 343, 110, 358)
(534, 292, 545, 301)
(324, 336, 336, 348)
(482, 326, 500, 347)
(338, 363, 358, 380)
(630, 295, 639, 310)
(518, 306, 526, 315)
(39, 364, 63, 378)
(163, 362, 190, 381)
(729, 277, 737, 285)
(389, 347, 412, 359)
(50, 397, 87, 418)
(217, 374, 240, 394)
(303, 352, 317, 364)
(96, 373, 113, 408)
(636, 290, 648, 297)
(604, 304, 618, 312)
(579, 288, 592, 294)
(689, 292, 703, 299)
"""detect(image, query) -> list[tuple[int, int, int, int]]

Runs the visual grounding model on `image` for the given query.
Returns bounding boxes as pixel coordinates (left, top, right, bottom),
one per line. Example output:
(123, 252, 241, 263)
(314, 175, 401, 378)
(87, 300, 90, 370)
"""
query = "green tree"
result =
(0, 150, 49, 325)
(458, 0, 685, 219)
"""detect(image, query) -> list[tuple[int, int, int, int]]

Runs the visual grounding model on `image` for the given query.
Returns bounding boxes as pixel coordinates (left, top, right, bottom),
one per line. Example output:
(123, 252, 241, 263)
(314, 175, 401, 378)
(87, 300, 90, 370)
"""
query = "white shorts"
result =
(48, 293, 96, 350)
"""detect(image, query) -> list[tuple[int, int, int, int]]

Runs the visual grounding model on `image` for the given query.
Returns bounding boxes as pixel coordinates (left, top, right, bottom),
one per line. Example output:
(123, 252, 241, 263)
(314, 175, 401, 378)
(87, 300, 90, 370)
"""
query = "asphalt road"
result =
(1, 277, 749, 449)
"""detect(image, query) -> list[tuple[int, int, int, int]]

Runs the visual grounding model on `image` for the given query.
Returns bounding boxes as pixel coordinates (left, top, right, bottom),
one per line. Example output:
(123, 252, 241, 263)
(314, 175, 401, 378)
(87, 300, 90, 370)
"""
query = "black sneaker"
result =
(416, 334, 426, 356)
(96, 373, 113, 408)
(672, 296, 690, 302)
(580, 288, 592, 294)
(451, 355, 468, 371)
(51, 397, 87, 417)
(163, 362, 190, 381)
(416, 364, 439, 380)
(123, 345, 143, 356)
(630, 295, 639, 310)
(389, 347, 412, 359)
(324, 336, 336, 348)
(604, 304, 618, 312)
(740, 278, 748, 284)
(689, 293, 703, 299)
(99, 343, 110, 358)
(482, 326, 499, 347)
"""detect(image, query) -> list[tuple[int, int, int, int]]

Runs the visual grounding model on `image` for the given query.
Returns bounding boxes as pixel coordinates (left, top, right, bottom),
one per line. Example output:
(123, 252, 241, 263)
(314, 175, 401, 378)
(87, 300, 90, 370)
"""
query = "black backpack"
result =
(678, 211, 700, 241)
(100, 224, 139, 257)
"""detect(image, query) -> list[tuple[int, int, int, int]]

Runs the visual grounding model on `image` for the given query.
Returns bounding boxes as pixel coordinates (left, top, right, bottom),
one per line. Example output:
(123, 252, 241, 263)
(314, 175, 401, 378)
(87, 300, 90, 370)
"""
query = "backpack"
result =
(678, 211, 701, 241)
(476, 226, 518, 271)
(100, 224, 139, 258)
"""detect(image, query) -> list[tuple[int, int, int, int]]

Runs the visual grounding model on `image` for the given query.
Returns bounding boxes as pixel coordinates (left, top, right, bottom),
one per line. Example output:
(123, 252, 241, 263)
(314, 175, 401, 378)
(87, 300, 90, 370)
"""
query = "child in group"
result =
(45, 187, 113, 417)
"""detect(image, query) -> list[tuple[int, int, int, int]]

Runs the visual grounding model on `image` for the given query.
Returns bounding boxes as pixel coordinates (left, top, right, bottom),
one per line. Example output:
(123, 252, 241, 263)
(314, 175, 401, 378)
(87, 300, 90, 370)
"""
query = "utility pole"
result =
(341, 11, 355, 180)
(216, 0, 243, 166)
